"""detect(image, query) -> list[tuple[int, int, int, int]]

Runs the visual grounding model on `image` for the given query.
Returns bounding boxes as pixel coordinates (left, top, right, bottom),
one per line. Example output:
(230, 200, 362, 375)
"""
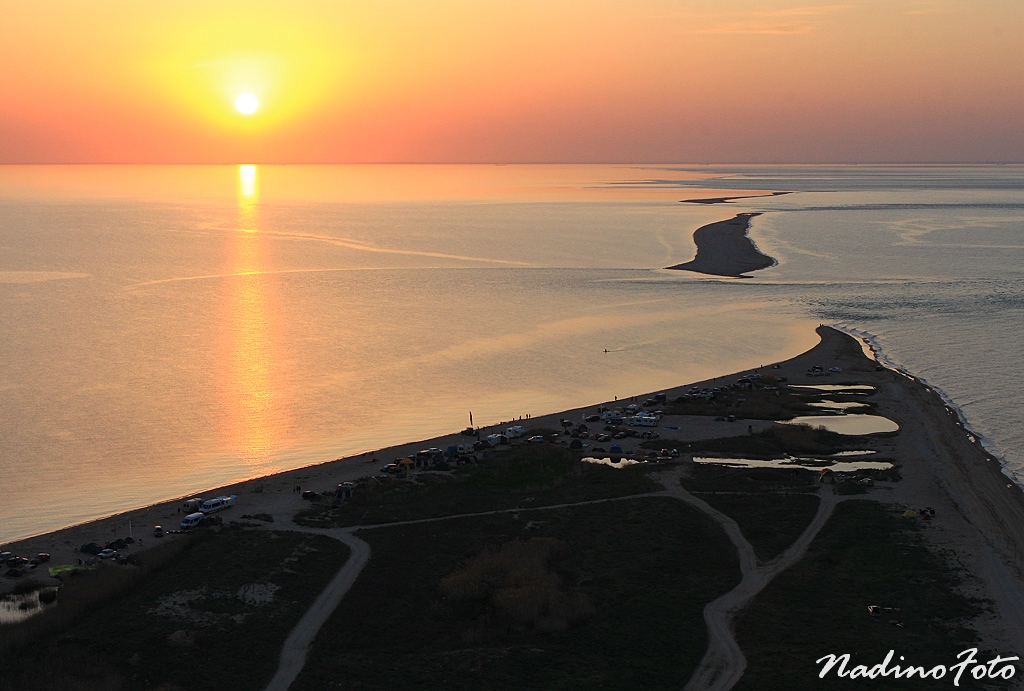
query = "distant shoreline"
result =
(680, 191, 792, 205)
(665, 212, 776, 278)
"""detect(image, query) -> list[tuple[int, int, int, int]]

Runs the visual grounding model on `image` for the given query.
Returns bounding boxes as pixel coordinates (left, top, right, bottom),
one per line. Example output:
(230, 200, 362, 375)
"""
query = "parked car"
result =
(29, 553, 50, 566)
(98, 549, 118, 559)
(301, 490, 321, 501)
(584, 414, 601, 422)
(596, 434, 611, 442)
(153, 525, 164, 538)
(379, 463, 402, 474)
(526, 435, 545, 444)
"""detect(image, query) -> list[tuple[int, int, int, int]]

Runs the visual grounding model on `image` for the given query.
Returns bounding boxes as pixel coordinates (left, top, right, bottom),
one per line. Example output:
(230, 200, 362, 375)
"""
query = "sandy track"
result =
(263, 490, 666, 690)
(655, 470, 841, 691)
(264, 529, 371, 691)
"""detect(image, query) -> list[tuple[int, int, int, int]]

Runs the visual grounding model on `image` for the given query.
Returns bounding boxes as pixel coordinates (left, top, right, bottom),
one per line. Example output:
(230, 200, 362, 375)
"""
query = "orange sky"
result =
(1, 0, 1022, 163)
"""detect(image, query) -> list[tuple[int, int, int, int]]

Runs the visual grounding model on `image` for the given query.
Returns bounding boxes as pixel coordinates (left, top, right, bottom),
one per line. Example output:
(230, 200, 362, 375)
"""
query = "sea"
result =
(1, 164, 1022, 544)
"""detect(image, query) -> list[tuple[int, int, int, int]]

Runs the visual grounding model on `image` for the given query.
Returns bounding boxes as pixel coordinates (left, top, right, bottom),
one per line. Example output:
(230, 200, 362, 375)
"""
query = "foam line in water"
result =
(833, 324, 1019, 486)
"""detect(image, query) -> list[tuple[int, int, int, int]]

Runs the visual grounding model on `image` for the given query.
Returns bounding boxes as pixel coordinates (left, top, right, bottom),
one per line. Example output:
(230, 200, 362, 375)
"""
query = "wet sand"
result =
(4, 327, 1024, 655)
(666, 212, 775, 277)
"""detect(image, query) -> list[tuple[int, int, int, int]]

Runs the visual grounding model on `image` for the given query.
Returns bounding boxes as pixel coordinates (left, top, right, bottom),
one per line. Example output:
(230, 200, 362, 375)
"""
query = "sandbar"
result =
(4, 327, 1024, 656)
(666, 212, 775, 278)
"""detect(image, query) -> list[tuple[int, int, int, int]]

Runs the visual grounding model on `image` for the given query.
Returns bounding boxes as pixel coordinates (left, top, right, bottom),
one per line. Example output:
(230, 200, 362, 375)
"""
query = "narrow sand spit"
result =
(665, 213, 775, 277)
(5, 327, 1024, 686)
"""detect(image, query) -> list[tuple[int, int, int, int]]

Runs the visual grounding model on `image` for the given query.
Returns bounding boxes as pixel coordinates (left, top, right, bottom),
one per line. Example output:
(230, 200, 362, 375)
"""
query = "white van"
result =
(180, 512, 204, 530)
(199, 494, 236, 514)
(506, 425, 526, 439)
(182, 498, 202, 513)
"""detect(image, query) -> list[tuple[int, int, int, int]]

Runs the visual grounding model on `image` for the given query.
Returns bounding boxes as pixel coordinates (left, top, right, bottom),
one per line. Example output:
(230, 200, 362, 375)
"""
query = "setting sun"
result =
(235, 93, 259, 115)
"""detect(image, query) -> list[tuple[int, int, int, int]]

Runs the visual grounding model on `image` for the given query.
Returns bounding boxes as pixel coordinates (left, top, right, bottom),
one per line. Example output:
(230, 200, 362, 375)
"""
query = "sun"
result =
(235, 93, 259, 115)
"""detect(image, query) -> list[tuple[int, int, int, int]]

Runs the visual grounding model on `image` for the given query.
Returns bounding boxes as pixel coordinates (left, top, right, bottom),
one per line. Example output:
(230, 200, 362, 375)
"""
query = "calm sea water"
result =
(1, 164, 1021, 543)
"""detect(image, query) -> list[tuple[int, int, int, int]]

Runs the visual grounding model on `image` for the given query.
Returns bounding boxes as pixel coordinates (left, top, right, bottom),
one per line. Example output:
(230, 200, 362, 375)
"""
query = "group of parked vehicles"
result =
(179, 494, 237, 530)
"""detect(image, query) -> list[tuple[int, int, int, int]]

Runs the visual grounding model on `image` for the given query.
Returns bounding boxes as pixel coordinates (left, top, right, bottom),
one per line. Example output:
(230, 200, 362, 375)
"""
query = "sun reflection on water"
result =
(221, 164, 287, 472)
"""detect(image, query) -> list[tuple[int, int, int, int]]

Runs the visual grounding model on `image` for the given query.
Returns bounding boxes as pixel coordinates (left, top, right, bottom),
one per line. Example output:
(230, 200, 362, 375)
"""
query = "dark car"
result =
(596, 434, 611, 443)
(29, 553, 50, 566)
(379, 463, 402, 474)
(584, 414, 601, 422)
(613, 431, 628, 439)
(301, 490, 322, 501)
(153, 526, 165, 538)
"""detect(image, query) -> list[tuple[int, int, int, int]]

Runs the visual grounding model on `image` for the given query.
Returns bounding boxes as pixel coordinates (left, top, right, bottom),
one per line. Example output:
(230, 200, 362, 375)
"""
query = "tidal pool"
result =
(693, 456, 894, 472)
(0, 587, 58, 625)
(581, 457, 643, 469)
(782, 415, 899, 435)
(790, 384, 876, 393)
(808, 400, 871, 411)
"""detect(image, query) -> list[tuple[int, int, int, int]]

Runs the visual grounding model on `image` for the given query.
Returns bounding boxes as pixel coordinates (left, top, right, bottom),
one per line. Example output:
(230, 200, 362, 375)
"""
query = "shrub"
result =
(439, 537, 594, 634)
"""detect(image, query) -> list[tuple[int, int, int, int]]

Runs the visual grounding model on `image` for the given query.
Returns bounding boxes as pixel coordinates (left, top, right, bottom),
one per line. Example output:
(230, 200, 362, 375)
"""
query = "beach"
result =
(665, 212, 776, 277)
(5, 326, 1024, 657)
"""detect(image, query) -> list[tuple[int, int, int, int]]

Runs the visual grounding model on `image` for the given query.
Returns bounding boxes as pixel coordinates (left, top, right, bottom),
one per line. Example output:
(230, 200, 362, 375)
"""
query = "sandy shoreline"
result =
(5, 327, 1024, 655)
(666, 212, 776, 277)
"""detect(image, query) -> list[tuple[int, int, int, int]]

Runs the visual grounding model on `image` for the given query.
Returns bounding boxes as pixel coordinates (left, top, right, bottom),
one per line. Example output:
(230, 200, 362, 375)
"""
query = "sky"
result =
(1, 0, 1022, 163)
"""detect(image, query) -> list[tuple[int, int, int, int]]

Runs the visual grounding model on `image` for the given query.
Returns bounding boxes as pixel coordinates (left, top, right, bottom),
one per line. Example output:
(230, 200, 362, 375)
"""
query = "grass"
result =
(734, 500, 999, 690)
(662, 385, 815, 421)
(294, 443, 661, 528)
(681, 463, 821, 494)
(0, 528, 348, 691)
(696, 492, 822, 562)
(293, 497, 740, 690)
(644, 425, 874, 458)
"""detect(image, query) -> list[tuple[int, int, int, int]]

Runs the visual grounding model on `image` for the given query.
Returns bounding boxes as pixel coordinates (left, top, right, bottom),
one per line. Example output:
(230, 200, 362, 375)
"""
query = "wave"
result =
(833, 325, 1019, 487)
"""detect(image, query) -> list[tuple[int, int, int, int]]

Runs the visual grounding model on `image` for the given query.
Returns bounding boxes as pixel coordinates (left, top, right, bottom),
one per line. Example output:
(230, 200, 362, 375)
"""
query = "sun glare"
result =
(235, 93, 259, 115)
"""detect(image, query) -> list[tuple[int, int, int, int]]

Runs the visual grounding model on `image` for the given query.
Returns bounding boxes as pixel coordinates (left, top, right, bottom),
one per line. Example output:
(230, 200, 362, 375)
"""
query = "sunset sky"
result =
(2, 0, 1022, 163)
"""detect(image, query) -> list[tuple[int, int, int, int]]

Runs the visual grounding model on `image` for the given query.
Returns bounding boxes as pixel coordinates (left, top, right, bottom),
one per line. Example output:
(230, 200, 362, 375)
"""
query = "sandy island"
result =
(5, 326, 1024, 661)
(681, 192, 792, 205)
(666, 212, 775, 278)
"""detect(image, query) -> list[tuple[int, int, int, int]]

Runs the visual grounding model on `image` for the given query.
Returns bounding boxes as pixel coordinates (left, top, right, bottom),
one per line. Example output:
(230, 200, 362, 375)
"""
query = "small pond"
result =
(782, 415, 899, 435)
(581, 457, 643, 469)
(789, 384, 876, 393)
(0, 587, 59, 625)
(693, 456, 894, 472)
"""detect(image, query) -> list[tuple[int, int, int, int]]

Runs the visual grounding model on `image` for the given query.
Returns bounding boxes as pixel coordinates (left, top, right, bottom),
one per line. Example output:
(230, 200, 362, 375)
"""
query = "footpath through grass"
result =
(735, 500, 1000, 690)
(294, 497, 740, 691)
(295, 443, 661, 528)
(0, 528, 348, 691)
(698, 491, 822, 562)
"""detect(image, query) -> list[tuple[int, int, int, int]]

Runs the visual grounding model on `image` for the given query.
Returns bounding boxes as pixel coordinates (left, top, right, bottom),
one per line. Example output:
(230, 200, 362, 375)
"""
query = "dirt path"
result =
(263, 490, 666, 691)
(263, 529, 371, 691)
(655, 470, 841, 691)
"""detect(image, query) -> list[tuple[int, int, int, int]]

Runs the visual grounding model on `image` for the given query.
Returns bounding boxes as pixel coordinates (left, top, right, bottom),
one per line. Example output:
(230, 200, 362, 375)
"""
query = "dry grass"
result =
(440, 537, 595, 635)
(0, 533, 199, 653)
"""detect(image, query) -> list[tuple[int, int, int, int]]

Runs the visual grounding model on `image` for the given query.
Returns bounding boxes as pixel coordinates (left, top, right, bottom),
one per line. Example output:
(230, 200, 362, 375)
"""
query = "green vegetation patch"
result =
(295, 443, 660, 528)
(646, 425, 873, 458)
(697, 491, 821, 562)
(735, 500, 997, 690)
(662, 382, 814, 420)
(295, 497, 740, 691)
(681, 463, 820, 494)
(0, 529, 348, 691)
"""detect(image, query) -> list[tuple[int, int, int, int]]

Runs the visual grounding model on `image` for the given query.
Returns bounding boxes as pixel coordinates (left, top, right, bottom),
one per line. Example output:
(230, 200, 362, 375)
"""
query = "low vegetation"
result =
(294, 497, 741, 690)
(439, 537, 595, 635)
(645, 424, 873, 458)
(696, 491, 822, 562)
(662, 382, 816, 421)
(294, 443, 660, 528)
(735, 500, 998, 690)
(0, 529, 348, 691)
(681, 463, 821, 494)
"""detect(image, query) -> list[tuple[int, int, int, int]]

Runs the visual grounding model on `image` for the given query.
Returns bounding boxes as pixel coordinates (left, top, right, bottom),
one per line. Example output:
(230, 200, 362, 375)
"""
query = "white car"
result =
(98, 549, 118, 559)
